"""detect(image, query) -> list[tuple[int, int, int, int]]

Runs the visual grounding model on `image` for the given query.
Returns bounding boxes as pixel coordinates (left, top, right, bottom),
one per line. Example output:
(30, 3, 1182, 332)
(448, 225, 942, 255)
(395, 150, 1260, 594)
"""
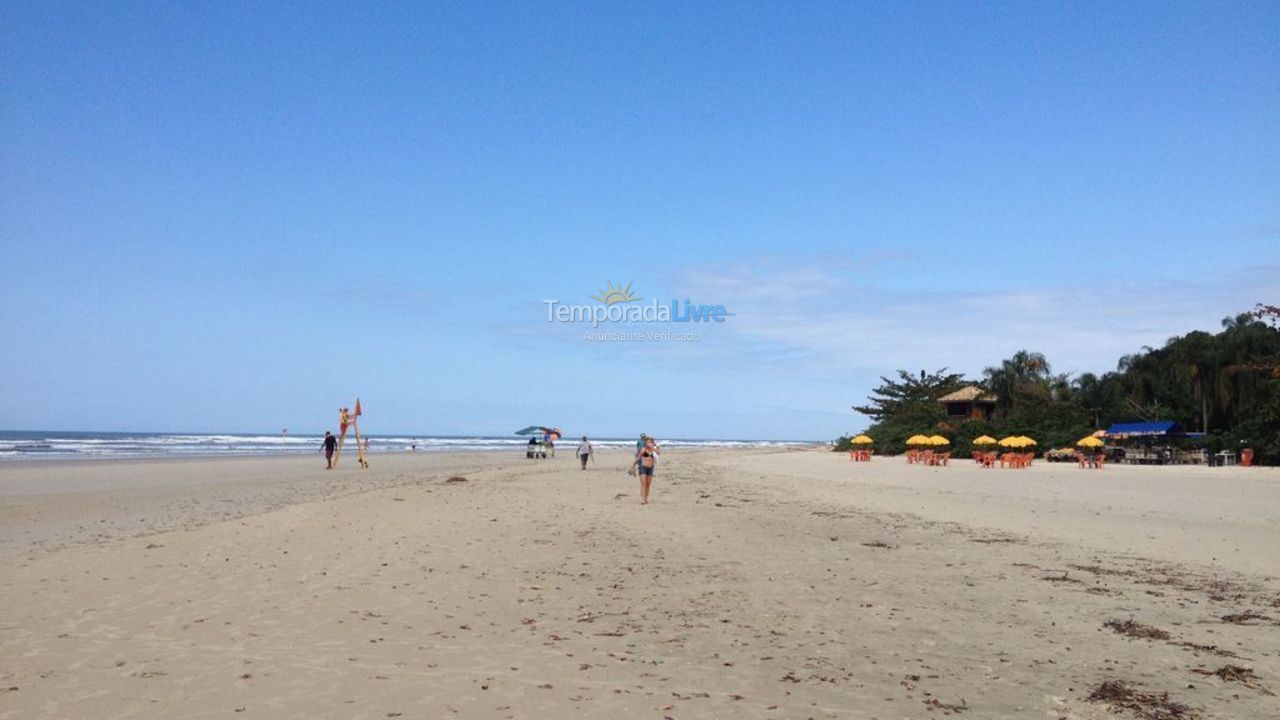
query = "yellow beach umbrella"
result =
(906, 435, 930, 446)
(1077, 436, 1104, 448)
(973, 435, 997, 445)
(928, 435, 951, 446)
(998, 436, 1020, 447)
(1018, 436, 1037, 447)
(851, 434, 874, 445)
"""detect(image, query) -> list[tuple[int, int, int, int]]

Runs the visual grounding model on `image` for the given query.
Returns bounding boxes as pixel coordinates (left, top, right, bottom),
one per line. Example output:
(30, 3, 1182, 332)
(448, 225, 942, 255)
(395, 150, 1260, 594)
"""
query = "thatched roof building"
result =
(936, 386, 997, 420)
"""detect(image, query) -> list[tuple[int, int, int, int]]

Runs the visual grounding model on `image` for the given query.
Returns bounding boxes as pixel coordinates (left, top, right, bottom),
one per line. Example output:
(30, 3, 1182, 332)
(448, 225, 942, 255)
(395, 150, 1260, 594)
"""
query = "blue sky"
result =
(2, 2, 1276, 439)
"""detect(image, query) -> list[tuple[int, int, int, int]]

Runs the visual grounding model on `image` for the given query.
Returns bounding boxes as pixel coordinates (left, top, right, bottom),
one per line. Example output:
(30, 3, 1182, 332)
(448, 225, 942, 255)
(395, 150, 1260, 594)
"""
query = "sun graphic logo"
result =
(590, 281, 641, 305)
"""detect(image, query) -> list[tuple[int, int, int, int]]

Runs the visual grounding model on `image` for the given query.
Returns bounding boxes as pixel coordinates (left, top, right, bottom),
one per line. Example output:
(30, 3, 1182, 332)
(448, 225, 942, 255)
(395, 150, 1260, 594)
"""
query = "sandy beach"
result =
(1, 448, 1277, 719)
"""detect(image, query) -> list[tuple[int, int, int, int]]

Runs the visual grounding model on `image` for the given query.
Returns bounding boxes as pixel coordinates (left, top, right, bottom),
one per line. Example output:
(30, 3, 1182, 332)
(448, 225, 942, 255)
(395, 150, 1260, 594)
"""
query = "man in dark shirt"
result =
(322, 431, 338, 469)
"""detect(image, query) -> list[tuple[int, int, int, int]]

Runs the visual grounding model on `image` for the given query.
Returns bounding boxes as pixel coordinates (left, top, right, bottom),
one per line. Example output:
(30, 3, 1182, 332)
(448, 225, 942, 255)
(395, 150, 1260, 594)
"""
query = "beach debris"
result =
(970, 537, 1017, 544)
(1189, 665, 1273, 695)
(1220, 611, 1270, 625)
(1069, 563, 1135, 577)
(1086, 680, 1197, 719)
(923, 696, 968, 714)
(1104, 619, 1171, 640)
(861, 541, 894, 549)
(575, 610, 627, 623)
(445, 476, 467, 483)
(1042, 571, 1081, 583)
(1168, 641, 1239, 658)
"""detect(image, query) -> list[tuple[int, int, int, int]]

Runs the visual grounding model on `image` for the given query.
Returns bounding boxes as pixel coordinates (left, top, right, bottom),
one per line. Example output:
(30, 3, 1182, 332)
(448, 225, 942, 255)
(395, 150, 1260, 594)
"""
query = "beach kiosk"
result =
(1104, 421, 1206, 465)
(516, 425, 561, 459)
(936, 386, 998, 422)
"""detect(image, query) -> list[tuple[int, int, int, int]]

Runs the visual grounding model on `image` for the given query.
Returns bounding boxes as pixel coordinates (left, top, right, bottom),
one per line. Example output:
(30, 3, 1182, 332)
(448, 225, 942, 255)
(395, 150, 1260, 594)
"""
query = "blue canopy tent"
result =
(1104, 421, 1207, 464)
(1105, 421, 1205, 439)
(1105, 421, 1184, 438)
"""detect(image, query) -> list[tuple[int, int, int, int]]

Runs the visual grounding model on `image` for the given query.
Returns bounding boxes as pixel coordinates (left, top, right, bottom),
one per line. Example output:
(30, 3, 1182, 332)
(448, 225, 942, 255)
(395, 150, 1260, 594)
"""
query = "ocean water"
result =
(0, 431, 813, 461)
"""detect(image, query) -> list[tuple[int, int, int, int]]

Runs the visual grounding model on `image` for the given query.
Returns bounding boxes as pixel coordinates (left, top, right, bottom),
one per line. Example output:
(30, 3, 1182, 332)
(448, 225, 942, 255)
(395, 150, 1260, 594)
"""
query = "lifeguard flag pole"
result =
(352, 399, 368, 469)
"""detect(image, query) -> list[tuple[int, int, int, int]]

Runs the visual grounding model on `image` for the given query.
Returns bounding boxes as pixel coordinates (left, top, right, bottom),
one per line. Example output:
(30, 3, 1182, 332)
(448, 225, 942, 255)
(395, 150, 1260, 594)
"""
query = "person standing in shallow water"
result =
(321, 431, 337, 469)
(637, 436, 659, 504)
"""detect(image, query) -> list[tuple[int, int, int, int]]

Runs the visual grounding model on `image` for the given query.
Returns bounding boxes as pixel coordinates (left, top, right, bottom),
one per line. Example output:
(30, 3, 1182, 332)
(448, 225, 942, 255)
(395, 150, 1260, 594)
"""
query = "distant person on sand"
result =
(576, 436, 594, 470)
(637, 436, 659, 504)
(321, 431, 337, 469)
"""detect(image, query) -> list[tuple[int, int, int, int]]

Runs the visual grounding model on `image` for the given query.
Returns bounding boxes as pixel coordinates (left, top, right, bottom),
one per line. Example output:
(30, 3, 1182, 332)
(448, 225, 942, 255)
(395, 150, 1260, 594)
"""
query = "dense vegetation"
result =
(837, 306, 1280, 464)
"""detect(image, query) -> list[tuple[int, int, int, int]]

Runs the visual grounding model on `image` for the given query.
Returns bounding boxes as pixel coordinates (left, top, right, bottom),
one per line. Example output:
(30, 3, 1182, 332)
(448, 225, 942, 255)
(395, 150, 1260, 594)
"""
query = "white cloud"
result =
(669, 261, 1280, 381)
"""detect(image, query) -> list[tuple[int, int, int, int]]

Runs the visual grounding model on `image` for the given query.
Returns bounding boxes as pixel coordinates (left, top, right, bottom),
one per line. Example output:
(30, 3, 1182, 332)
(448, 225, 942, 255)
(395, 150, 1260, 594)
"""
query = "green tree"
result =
(850, 369, 966, 455)
(983, 350, 1052, 416)
(852, 369, 966, 422)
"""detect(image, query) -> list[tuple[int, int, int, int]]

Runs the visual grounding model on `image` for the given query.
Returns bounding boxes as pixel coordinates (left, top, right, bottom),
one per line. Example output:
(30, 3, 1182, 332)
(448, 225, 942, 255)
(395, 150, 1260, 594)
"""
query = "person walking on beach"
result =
(629, 433, 648, 475)
(576, 436, 594, 470)
(321, 431, 337, 469)
(637, 436, 659, 504)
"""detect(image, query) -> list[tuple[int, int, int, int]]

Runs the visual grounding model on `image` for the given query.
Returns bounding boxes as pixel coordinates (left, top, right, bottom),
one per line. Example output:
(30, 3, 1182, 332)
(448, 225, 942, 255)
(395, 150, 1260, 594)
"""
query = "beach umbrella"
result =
(851, 434, 874, 445)
(1091, 429, 1107, 438)
(1077, 436, 1104, 448)
(905, 434, 931, 446)
(515, 425, 559, 436)
(928, 435, 951, 446)
(973, 435, 998, 445)
(998, 436, 1020, 447)
(1018, 436, 1037, 447)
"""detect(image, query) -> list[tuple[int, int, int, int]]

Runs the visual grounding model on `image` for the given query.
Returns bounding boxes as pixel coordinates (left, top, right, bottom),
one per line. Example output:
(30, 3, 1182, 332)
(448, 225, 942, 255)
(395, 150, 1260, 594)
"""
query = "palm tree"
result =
(983, 351, 1051, 416)
(1174, 330, 1217, 433)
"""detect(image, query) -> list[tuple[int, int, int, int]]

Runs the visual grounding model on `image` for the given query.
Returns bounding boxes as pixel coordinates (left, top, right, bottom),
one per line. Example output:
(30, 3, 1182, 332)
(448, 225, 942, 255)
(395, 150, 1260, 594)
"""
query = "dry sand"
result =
(1, 449, 1277, 719)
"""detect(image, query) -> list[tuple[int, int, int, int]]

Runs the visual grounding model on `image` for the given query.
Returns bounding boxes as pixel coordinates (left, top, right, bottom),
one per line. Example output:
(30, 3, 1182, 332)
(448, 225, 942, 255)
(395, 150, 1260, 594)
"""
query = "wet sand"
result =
(1, 449, 1277, 719)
